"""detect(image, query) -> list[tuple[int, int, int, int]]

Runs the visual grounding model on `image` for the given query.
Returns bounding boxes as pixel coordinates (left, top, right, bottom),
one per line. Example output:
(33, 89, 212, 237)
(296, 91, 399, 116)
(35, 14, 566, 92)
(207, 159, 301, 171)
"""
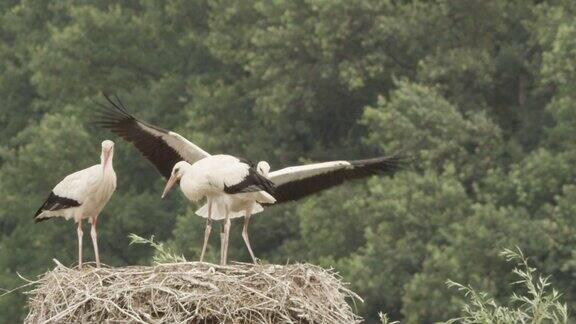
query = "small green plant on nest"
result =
(128, 233, 187, 264)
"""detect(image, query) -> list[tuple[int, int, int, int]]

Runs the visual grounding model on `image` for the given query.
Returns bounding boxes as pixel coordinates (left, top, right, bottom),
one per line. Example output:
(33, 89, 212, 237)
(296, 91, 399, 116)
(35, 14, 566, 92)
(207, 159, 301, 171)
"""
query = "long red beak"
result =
(161, 174, 178, 198)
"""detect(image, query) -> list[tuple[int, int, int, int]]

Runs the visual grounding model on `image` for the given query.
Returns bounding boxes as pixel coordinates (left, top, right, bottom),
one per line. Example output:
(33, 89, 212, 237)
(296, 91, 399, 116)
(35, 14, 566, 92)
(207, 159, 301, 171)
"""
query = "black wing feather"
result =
(271, 155, 404, 204)
(224, 167, 275, 195)
(93, 95, 185, 179)
(34, 192, 81, 223)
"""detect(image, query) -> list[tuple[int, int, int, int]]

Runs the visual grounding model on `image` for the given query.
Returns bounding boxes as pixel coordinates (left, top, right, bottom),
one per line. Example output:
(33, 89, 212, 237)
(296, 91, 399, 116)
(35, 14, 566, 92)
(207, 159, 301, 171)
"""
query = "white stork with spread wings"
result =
(95, 96, 403, 264)
(34, 140, 117, 268)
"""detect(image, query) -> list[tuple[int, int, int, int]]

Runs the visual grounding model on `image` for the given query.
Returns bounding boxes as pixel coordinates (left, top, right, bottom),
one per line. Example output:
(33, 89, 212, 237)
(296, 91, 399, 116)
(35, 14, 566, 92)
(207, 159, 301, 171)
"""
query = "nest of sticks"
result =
(24, 260, 362, 323)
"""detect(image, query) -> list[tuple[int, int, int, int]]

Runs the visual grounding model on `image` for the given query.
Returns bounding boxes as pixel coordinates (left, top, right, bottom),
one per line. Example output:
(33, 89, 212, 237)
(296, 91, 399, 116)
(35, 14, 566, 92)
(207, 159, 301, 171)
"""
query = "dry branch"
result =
(25, 261, 362, 323)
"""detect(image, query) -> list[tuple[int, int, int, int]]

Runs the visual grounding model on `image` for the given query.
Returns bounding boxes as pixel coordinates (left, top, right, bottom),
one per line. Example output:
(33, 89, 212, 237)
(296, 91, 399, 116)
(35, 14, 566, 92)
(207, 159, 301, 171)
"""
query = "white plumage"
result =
(269, 161, 353, 184)
(194, 196, 264, 220)
(161, 155, 275, 263)
(195, 161, 270, 219)
(35, 140, 117, 268)
(38, 165, 115, 221)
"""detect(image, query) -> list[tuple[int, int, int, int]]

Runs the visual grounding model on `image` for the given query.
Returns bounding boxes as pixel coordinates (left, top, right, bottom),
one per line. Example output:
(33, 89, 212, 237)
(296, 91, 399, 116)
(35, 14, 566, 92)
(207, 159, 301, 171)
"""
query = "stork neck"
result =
(101, 150, 114, 173)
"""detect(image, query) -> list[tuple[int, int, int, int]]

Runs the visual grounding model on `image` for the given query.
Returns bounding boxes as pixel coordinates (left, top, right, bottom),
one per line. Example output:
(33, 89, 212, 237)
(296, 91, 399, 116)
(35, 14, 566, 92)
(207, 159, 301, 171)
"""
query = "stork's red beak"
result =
(161, 174, 178, 198)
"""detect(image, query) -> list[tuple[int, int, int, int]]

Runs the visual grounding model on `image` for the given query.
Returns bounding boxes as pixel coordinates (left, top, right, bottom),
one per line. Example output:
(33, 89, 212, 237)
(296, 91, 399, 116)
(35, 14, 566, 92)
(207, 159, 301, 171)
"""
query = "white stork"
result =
(160, 156, 276, 262)
(34, 140, 117, 268)
(95, 96, 403, 264)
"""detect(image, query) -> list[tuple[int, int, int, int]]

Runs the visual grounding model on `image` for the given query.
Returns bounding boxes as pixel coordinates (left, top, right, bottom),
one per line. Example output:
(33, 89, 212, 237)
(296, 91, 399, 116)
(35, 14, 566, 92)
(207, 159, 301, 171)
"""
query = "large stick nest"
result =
(24, 261, 362, 323)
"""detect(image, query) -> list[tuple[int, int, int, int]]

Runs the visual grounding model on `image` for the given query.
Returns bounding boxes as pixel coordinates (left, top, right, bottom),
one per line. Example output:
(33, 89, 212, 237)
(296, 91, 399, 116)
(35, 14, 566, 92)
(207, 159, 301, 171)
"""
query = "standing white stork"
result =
(95, 96, 403, 264)
(160, 156, 276, 262)
(195, 160, 273, 264)
(34, 140, 117, 269)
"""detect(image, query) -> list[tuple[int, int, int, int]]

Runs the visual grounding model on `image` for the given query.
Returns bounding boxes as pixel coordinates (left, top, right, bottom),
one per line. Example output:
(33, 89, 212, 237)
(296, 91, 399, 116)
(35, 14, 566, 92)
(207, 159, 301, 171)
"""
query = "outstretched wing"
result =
(94, 95, 210, 179)
(268, 155, 404, 204)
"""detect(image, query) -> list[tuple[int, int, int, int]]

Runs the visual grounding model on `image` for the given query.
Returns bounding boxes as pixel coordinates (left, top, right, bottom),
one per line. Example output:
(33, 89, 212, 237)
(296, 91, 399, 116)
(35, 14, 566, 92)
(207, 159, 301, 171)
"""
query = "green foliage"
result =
(362, 81, 502, 183)
(1, 0, 576, 322)
(445, 248, 568, 324)
(128, 234, 186, 264)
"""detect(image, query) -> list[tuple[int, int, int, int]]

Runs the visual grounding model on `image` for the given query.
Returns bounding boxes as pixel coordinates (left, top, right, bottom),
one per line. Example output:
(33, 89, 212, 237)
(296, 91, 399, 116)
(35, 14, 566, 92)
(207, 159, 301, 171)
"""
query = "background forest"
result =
(1, 0, 575, 322)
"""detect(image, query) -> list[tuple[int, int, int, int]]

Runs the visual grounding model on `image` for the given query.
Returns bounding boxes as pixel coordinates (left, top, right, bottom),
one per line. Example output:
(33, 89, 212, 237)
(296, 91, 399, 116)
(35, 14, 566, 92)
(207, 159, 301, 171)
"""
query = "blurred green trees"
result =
(0, 0, 575, 322)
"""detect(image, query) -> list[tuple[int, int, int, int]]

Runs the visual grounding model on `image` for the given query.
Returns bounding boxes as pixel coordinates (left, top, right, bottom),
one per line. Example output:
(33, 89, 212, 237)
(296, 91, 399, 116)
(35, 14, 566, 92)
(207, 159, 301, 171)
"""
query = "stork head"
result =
(101, 140, 115, 170)
(162, 161, 188, 198)
(257, 161, 270, 176)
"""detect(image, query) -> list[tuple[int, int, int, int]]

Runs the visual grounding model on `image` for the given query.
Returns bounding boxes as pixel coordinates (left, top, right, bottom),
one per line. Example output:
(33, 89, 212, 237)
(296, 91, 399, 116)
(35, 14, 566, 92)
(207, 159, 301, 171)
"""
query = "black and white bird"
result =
(160, 156, 276, 262)
(34, 140, 117, 268)
(95, 96, 403, 264)
(194, 160, 274, 264)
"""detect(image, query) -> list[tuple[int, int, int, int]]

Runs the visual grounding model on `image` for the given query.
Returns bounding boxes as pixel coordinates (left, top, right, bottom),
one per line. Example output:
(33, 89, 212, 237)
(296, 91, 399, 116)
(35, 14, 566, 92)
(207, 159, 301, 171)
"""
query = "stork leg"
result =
(222, 206, 231, 265)
(77, 219, 83, 269)
(242, 208, 258, 264)
(199, 198, 213, 263)
(220, 222, 226, 265)
(90, 216, 100, 268)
